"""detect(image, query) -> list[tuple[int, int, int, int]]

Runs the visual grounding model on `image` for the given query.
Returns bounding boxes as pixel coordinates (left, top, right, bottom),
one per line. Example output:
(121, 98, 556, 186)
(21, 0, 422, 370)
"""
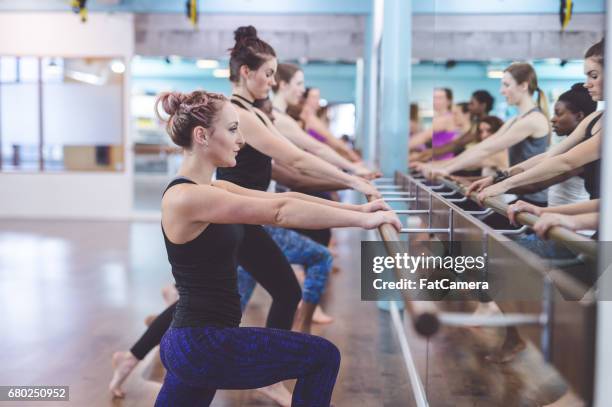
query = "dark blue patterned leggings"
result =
(155, 326, 340, 406)
(238, 226, 333, 307)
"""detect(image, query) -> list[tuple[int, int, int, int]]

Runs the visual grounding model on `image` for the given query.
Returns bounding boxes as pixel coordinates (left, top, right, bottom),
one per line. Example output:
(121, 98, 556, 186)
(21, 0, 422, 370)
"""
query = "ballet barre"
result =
(369, 170, 597, 405)
(373, 171, 595, 336)
(437, 177, 597, 260)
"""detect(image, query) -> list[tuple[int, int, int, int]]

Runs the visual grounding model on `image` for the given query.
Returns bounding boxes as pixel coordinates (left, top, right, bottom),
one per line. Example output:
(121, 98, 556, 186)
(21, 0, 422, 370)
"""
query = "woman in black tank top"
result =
(149, 81, 399, 406)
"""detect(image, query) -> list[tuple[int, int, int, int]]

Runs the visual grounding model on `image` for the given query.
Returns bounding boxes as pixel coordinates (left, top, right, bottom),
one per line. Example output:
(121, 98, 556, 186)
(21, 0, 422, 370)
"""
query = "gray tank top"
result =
(507, 107, 549, 204)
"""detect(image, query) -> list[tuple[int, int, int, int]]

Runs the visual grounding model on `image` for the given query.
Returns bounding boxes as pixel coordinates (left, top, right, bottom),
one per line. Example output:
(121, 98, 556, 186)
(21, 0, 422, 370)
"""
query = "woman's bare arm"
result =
(237, 108, 379, 197)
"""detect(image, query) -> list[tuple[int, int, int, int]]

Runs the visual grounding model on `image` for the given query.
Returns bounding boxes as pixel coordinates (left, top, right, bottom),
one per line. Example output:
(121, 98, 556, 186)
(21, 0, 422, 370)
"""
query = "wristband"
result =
(493, 170, 509, 184)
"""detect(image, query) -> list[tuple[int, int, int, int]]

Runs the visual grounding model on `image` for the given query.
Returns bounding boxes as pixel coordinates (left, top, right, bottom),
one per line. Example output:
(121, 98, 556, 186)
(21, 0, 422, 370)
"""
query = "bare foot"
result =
(109, 351, 139, 398)
(485, 327, 526, 363)
(312, 305, 334, 325)
(161, 283, 179, 305)
(256, 382, 292, 407)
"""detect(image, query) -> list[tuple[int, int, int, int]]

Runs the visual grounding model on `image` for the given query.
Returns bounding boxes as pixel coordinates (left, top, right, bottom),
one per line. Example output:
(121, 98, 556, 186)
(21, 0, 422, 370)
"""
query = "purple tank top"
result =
(307, 128, 326, 142)
(432, 130, 457, 160)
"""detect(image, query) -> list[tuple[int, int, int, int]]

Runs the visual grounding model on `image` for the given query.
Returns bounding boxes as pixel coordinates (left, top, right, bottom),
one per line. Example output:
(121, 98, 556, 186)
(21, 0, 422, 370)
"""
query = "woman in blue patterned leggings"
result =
(238, 225, 333, 333)
(156, 326, 340, 406)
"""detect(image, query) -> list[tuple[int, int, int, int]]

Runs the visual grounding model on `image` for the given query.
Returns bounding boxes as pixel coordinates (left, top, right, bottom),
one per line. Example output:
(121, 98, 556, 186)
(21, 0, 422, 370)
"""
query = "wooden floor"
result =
(0, 220, 410, 406)
(0, 219, 570, 406)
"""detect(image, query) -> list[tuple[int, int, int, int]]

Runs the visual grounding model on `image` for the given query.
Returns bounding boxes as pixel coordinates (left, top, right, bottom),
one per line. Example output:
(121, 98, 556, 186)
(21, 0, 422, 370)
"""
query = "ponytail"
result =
(536, 87, 551, 144)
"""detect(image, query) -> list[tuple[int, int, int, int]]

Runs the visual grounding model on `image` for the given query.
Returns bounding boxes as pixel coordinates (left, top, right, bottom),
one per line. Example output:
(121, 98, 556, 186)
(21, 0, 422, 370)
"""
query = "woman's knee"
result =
(308, 244, 333, 271)
(314, 337, 341, 368)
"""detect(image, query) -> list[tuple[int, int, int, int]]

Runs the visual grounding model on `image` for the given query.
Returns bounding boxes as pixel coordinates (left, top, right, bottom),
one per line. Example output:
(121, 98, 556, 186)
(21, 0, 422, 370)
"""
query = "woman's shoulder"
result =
(520, 109, 549, 133)
(432, 113, 454, 129)
(162, 182, 215, 212)
(585, 109, 604, 123)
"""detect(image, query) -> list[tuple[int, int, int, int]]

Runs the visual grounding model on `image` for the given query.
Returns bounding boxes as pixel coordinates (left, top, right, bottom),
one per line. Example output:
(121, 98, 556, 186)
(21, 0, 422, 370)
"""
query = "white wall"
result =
(0, 12, 134, 220)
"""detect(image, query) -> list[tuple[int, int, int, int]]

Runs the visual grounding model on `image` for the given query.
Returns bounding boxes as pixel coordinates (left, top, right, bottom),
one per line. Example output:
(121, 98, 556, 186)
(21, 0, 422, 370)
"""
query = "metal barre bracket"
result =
(446, 196, 469, 203)
(495, 225, 529, 235)
(400, 228, 451, 234)
(438, 311, 546, 327)
(384, 197, 417, 202)
(380, 191, 413, 196)
(373, 178, 394, 183)
(465, 208, 493, 216)
(438, 190, 459, 196)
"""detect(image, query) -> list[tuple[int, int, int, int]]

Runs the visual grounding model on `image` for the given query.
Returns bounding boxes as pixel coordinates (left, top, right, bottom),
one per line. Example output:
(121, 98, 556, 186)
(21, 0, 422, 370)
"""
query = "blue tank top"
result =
(507, 107, 550, 204)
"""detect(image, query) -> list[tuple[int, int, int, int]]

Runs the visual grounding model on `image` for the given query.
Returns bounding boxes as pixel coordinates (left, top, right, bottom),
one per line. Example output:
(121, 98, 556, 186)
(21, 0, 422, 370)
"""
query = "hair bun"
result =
(157, 92, 186, 117)
(570, 82, 587, 91)
(234, 25, 258, 43)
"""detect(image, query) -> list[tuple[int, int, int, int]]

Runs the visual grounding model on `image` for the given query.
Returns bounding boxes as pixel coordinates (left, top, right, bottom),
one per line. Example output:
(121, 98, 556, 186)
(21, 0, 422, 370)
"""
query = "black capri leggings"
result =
(131, 224, 301, 360)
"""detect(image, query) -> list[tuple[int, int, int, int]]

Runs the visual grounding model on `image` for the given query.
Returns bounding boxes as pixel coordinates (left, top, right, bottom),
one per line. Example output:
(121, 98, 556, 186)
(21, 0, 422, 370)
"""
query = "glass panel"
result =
(18, 57, 39, 82)
(328, 103, 356, 138)
(41, 57, 124, 171)
(0, 83, 40, 171)
(41, 57, 64, 83)
(0, 57, 18, 83)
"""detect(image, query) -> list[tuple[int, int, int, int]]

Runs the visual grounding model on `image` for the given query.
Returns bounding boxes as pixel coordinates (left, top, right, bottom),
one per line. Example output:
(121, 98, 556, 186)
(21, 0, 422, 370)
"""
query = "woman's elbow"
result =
(559, 154, 581, 172)
(291, 155, 311, 174)
(271, 198, 292, 227)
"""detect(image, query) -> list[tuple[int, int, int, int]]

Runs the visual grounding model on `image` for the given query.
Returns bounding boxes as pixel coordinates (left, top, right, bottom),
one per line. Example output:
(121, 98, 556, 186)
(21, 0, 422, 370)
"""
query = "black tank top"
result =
(162, 177, 244, 328)
(580, 112, 602, 199)
(216, 96, 273, 191)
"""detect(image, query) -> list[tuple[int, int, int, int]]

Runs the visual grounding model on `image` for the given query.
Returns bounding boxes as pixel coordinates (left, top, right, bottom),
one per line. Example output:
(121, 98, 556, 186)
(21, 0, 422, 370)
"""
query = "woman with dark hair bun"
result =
(217, 25, 382, 340)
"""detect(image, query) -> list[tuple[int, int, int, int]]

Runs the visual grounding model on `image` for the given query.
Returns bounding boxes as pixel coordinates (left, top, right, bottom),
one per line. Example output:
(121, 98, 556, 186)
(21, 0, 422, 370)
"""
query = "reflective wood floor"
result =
(0, 221, 410, 406)
(0, 219, 569, 406)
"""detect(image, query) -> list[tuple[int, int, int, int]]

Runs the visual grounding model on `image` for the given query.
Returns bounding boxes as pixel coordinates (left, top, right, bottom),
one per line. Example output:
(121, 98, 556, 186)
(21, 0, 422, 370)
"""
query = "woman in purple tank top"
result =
(409, 88, 459, 161)
(431, 129, 457, 160)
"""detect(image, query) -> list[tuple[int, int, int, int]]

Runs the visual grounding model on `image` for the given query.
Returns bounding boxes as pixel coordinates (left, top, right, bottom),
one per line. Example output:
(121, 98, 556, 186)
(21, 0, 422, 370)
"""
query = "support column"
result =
(360, 8, 379, 165)
(593, 4, 612, 405)
(378, 0, 410, 176)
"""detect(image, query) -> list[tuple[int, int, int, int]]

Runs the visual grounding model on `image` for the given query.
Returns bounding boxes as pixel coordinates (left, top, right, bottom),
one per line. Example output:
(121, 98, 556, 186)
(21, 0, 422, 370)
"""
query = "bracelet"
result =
(493, 170, 509, 184)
